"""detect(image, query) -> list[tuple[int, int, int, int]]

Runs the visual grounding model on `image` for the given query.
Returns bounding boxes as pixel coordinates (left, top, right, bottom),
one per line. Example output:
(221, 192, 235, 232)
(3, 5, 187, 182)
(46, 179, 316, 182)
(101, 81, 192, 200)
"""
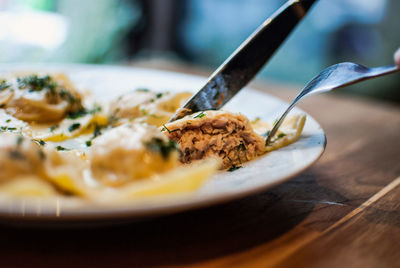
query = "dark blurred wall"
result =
(128, 0, 400, 103)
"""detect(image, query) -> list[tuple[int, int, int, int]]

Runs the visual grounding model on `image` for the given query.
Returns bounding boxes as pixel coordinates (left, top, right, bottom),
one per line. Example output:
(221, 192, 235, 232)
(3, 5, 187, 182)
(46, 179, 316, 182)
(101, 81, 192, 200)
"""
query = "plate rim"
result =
(0, 63, 326, 222)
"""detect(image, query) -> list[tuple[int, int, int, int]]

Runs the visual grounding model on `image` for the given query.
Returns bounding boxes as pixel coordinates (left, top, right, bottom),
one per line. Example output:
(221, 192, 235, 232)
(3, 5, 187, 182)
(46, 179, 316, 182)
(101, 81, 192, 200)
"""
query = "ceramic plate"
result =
(0, 64, 326, 226)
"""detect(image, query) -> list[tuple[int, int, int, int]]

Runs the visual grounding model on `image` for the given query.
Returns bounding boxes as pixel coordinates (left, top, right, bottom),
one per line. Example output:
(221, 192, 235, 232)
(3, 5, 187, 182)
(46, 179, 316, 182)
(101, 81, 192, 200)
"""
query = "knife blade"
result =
(169, 0, 317, 122)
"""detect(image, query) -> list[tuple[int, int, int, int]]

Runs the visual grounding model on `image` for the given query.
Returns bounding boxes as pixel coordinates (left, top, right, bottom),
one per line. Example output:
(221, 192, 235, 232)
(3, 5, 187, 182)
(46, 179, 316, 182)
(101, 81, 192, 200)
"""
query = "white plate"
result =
(0, 64, 326, 225)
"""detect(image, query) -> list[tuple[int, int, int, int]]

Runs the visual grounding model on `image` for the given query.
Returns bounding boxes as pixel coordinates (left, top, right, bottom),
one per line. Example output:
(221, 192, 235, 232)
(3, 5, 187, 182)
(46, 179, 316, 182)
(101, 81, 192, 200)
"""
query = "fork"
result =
(265, 62, 400, 145)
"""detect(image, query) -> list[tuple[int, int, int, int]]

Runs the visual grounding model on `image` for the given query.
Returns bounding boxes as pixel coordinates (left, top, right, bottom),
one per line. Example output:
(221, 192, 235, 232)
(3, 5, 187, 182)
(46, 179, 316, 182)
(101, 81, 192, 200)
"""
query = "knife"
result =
(169, 0, 317, 122)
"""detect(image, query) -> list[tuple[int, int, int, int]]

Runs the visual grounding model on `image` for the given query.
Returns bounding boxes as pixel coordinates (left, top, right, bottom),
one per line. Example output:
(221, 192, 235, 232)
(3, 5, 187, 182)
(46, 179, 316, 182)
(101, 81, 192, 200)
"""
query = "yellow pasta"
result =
(0, 73, 306, 202)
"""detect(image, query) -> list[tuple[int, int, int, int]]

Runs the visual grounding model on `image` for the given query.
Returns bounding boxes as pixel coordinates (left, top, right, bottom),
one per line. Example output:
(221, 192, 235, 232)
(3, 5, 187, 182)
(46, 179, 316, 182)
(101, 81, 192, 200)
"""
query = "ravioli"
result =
(0, 74, 83, 123)
(0, 73, 306, 202)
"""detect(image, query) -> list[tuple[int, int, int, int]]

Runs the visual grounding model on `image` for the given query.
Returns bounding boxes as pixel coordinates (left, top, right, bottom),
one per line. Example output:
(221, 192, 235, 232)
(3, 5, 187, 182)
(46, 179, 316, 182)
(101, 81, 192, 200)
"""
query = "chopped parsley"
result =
(67, 105, 102, 119)
(0, 80, 10, 91)
(193, 111, 206, 119)
(92, 124, 102, 138)
(109, 115, 120, 124)
(277, 133, 286, 139)
(90, 104, 102, 114)
(145, 138, 179, 159)
(56, 145, 68, 151)
(15, 74, 81, 108)
(161, 124, 170, 132)
(228, 165, 242, 172)
(49, 125, 59, 132)
(17, 75, 55, 92)
(5, 119, 11, 123)
(34, 139, 46, 146)
(67, 109, 87, 119)
(156, 92, 163, 99)
(85, 124, 102, 147)
(58, 89, 77, 104)
(0, 126, 17, 131)
(161, 124, 180, 133)
(140, 109, 149, 116)
(68, 123, 81, 132)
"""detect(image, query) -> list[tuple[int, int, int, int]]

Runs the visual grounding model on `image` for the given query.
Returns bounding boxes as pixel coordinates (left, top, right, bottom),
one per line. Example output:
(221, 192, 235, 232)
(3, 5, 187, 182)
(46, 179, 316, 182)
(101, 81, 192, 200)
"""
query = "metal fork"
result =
(265, 62, 400, 145)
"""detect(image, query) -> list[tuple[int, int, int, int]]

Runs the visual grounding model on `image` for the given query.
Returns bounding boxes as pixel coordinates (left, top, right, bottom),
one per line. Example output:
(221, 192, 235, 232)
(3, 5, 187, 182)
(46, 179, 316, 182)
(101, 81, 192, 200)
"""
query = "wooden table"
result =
(1, 63, 399, 268)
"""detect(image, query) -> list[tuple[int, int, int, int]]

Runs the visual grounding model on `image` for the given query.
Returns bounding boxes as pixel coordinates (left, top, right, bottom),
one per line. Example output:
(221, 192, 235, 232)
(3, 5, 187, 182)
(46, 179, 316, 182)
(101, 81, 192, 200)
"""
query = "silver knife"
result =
(169, 0, 317, 122)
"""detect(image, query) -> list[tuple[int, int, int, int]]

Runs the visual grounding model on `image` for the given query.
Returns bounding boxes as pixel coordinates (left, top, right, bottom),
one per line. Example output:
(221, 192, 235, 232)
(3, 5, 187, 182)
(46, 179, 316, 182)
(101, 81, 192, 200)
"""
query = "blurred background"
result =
(0, 0, 399, 102)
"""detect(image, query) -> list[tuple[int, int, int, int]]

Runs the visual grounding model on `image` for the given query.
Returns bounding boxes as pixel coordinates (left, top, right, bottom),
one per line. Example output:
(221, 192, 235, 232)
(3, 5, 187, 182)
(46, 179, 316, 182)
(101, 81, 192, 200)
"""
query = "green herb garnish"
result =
(0, 80, 10, 91)
(84, 125, 102, 147)
(161, 124, 180, 133)
(68, 123, 81, 132)
(277, 133, 286, 139)
(1, 126, 17, 131)
(228, 165, 242, 172)
(49, 125, 59, 132)
(90, 104, 102, 114)
(34, 139, 46, 146)
(56, 146, 68, 151)
(67, 109, 87, 119)
(145, 138, 179, 159)
(193, 111, 206, 119)
(92, 124, 102, 138)
(161, 124, 171, 133)
(17, 75, 53, 92)
(141, 109, 149, 116)
(58, 89, 77, 104)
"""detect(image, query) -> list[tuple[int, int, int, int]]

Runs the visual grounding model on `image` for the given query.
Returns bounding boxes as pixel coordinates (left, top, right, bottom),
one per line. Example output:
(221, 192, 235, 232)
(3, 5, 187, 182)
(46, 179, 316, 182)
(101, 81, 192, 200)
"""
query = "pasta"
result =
(0, 73, 305, 202)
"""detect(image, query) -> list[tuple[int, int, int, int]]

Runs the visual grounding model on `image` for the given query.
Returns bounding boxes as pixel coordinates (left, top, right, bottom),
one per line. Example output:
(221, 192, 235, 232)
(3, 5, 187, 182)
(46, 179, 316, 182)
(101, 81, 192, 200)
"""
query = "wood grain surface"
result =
(0, 63, 399, 268)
